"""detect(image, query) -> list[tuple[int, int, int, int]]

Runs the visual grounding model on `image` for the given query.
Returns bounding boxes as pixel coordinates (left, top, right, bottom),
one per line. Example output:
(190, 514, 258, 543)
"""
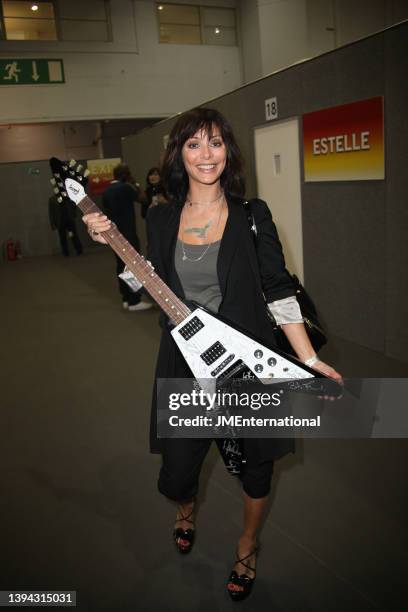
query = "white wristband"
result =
(304, 355, 319, 367)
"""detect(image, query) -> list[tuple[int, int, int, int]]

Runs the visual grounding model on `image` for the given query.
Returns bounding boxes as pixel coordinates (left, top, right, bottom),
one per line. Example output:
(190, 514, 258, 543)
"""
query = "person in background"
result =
(101, 163, 152, 312)
(49, 194, 83, 257)
(141, 167, 168, 219)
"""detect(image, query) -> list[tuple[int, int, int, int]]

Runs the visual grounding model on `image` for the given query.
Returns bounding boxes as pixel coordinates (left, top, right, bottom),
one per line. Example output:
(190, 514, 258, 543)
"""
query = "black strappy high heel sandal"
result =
(173, 507, 195, 554)
(226, 547, 258, 601)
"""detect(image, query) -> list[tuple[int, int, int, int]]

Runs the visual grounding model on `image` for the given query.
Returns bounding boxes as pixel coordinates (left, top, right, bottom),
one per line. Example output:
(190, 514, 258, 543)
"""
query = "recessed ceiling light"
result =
(31, 4, 39, 10)
(214, 27, 220, 34)
(158, 4, 164, 10)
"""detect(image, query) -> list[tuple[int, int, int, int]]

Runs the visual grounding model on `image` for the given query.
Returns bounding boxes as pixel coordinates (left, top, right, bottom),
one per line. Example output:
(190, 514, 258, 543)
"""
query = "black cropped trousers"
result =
(158, 438, 274, 501)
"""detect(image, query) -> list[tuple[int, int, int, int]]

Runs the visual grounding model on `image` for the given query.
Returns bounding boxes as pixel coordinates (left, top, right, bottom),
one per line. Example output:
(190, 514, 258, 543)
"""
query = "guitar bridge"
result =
(216, 359, 254, 385)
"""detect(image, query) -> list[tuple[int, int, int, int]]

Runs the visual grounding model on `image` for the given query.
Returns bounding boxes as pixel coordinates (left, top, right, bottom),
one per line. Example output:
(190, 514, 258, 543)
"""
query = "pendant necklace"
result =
(181, 197, 224, 262)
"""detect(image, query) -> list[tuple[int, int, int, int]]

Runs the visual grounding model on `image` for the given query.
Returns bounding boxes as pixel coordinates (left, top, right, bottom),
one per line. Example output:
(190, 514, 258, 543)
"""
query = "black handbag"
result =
(243, 200, 327, 355)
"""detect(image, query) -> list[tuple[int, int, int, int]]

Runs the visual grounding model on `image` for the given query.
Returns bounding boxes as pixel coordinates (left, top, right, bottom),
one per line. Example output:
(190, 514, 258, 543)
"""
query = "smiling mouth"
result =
(197, 164, 216, 171)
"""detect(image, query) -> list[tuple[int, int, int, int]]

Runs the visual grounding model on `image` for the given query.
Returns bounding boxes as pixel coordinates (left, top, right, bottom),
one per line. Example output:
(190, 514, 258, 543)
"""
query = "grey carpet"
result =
(1, 251, 407, 611)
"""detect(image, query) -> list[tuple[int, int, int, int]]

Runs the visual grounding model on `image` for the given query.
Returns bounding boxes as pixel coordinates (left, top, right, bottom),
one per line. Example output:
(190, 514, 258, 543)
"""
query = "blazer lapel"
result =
(217, 195, 241, 297)
(162, 203, 185, 299)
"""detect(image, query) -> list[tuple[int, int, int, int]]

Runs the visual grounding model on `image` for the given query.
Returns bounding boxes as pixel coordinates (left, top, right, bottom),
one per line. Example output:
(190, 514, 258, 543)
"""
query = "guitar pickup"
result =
(200, 341, 226, 365)
(211, 354, 235, 376)
(178, 316, 204, 340)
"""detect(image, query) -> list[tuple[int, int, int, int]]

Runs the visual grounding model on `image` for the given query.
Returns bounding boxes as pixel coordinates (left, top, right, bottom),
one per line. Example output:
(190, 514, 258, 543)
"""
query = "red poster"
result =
(86, 158, 121, 195)
(303, 97, 384, 181)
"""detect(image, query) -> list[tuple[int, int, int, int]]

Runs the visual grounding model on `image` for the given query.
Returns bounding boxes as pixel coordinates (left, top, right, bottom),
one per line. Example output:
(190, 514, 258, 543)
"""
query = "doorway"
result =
(254, 118, 303, 281)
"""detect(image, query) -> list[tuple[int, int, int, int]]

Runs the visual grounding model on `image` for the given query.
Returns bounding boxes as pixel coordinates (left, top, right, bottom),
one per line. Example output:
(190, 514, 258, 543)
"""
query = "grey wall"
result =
(101, 119, 160, 159)
(237, 0, 408, 84)
(0, 160, 96, 257)
(122, 21, 408, 364)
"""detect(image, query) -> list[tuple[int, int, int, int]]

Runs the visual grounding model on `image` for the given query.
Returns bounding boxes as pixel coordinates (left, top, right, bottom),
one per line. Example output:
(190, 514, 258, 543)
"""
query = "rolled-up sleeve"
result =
(251, 199, 296, 302)
(267, 296, 303, 325)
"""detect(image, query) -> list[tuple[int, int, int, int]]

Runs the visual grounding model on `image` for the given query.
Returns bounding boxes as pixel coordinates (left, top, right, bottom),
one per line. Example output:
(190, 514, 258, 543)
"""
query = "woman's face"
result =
(181, 125, 227, 188)
(148, 170, 160, 185)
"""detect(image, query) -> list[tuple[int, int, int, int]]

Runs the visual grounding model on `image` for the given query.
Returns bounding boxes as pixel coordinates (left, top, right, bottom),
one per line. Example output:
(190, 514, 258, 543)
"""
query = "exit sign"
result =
(0, 59, 65, 85)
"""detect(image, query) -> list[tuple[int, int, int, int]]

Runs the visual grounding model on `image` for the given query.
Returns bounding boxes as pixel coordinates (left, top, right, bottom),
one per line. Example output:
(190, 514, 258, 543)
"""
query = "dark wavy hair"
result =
(161, 107, 245, 203)
(146, 166, 161, 185)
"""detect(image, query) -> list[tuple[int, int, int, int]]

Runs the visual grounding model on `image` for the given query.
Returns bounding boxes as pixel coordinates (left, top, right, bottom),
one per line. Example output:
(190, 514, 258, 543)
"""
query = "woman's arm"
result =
(280, 322, 342, 381)
(251, 199, 342, 381)
(251, 199, 297, 302)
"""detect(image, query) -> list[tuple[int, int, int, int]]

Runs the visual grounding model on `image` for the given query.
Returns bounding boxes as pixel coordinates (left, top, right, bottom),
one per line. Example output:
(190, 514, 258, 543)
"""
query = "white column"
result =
(258, 0, 309, 75)
(238, 0, 263, 83)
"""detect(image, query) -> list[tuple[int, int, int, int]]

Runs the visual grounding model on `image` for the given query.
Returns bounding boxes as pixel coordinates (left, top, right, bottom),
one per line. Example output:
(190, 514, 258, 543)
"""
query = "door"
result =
(254, 118, 303, 281)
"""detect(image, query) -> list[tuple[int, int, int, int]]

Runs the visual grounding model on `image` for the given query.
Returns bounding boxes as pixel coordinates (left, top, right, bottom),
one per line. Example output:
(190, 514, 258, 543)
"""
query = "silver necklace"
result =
(181, 199, 224, 262)
(186, 191, 223, 207)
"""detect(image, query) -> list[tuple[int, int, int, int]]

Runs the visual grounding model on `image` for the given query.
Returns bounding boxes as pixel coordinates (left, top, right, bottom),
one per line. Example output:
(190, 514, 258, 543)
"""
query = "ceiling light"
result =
(31, 4, 39, 10)
(158, 4, 164, 10)
(214, 27, 220, 34)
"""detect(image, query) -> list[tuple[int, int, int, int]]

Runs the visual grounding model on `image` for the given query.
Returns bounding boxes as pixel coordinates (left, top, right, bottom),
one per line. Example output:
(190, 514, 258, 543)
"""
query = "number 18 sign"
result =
(265, 97, 278, 121)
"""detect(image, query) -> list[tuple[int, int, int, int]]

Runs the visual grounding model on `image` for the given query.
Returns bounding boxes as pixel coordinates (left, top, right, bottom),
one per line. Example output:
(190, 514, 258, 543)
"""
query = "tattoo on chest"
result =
(184, 220, 212, 238)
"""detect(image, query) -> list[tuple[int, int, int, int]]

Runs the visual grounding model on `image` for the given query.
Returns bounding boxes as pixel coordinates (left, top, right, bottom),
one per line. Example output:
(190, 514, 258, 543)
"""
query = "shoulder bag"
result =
(242, 199, 327, 355)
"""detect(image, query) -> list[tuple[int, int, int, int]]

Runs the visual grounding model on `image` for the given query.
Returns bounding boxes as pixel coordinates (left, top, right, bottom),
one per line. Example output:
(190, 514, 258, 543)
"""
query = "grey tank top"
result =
(175, 239, 222, 313)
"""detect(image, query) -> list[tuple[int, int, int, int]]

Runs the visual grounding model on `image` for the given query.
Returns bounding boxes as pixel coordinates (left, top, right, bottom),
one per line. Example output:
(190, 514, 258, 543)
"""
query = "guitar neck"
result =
(78, 196, 191, 325)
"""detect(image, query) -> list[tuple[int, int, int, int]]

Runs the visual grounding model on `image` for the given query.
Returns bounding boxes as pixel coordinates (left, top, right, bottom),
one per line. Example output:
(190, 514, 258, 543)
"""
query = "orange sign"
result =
(303, 97, 384, 181)
(86, 158, 121, 195)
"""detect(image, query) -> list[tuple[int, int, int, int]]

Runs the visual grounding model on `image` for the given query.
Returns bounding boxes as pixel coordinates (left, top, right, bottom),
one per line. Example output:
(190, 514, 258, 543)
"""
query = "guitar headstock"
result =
(49, 157, 90, 205)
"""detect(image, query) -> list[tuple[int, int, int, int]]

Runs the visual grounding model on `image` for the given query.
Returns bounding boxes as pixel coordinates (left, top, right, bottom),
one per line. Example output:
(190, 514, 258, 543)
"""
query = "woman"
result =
(83, 108, 341, 601)
(141, 167, 168, 219)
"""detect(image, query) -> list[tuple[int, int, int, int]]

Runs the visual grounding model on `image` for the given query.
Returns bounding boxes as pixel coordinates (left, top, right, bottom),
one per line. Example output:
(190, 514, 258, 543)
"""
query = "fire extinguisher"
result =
(3, 239, 17, 261)
(15, 240, 22, 259)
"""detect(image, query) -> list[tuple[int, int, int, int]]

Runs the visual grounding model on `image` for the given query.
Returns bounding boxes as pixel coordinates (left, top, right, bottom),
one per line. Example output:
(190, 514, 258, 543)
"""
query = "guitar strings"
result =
(79, 197, 191, 323)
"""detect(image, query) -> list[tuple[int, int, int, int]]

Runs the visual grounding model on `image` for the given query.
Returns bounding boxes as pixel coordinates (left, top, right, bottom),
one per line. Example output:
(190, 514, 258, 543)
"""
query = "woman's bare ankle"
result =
(238, 534, 257, 548)
(175, 499, 195, 531)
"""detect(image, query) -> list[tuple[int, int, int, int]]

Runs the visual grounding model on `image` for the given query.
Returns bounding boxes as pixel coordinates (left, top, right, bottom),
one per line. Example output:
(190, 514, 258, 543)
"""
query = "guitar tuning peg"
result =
(69, 159, 77, 167)
(57, 197, 63, 203)
(78, 176, 83, 181)
(53, 187, 59, 194)
(77, 164, 83, 172)
(50, 178, 56, 185)
(62, 191, 67, 197)
(69, 170, 75, 176)
(83, 169, 90, 177)
(62, 165, 68, 171)
(58, 182, 64, 188)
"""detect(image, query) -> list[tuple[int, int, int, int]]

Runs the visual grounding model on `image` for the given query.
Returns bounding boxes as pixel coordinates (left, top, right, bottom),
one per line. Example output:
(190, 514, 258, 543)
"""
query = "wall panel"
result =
(122, 22, 408, 361)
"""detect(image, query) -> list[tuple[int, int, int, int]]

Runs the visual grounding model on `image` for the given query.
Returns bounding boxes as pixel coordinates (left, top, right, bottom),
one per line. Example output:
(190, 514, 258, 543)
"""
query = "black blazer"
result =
(146, 194, 296, 461)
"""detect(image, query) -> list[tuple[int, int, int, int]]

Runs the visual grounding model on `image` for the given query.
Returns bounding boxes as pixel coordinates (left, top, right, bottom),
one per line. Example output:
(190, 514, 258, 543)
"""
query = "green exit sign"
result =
(0, 59, 65, 85)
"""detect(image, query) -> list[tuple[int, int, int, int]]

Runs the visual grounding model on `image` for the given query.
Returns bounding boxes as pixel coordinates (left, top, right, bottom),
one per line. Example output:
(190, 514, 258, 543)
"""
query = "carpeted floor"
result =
(1, 251, 407, 611)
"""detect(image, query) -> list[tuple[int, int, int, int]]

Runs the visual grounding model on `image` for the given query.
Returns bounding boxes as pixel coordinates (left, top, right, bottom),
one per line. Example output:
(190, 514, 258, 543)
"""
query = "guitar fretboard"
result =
(79, 196, 191, 325)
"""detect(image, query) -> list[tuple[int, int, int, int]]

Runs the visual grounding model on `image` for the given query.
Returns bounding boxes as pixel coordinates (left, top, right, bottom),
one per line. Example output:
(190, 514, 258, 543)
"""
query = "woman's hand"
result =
(82, 212, 111, 245)
(312, 360, 342, 382)
(311, 359, 343, 401)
